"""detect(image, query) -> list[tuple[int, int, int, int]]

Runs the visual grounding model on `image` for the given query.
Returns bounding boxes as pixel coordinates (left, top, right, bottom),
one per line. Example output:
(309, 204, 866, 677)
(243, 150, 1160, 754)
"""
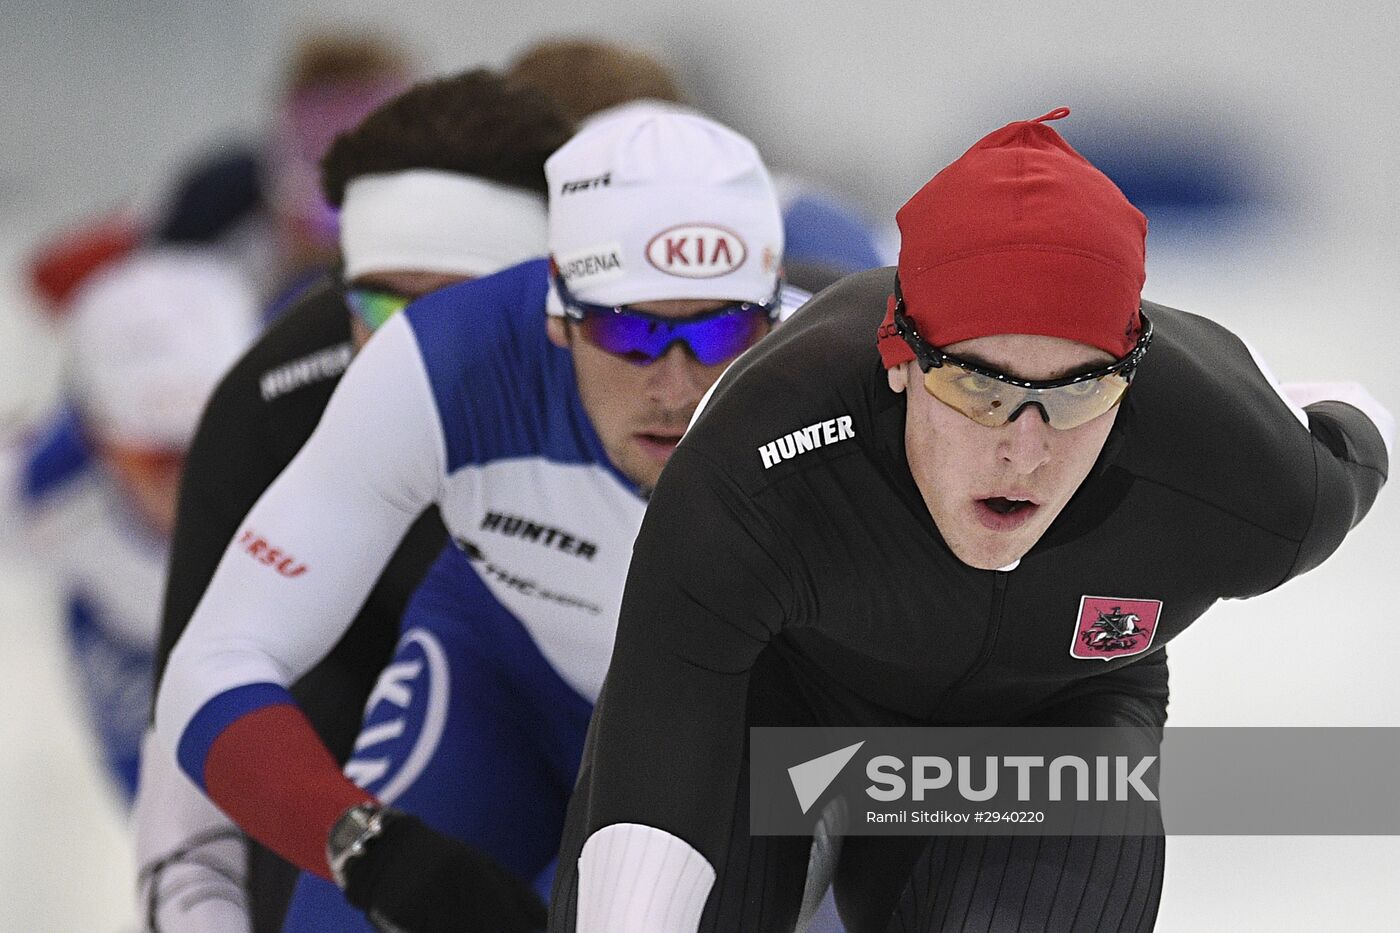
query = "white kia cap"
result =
(544, 104, 784, 311)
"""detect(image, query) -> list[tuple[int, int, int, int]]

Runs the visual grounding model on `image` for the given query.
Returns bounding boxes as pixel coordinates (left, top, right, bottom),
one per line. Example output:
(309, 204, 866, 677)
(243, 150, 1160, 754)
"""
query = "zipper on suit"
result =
(939, 570, 1010, 706)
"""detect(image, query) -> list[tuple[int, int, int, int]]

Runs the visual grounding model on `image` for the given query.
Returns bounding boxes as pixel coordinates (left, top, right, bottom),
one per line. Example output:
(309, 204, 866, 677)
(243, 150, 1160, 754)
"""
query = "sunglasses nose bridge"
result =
(650, 321, 726, 366)
(1005, 399, 1050, 425)
(644, 337, 693, 365)
(636, 323, 691, 365)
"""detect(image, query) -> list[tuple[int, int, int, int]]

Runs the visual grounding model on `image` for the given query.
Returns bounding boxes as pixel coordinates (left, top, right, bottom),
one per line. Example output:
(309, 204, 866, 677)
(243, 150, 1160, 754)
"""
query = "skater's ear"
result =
(887, 361, 910, 394)
(546, 315, 571, 349)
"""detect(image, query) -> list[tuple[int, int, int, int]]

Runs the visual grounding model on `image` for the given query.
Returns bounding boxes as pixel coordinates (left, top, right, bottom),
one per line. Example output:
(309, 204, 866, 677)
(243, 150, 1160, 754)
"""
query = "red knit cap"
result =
(877, 108, 1146, 368)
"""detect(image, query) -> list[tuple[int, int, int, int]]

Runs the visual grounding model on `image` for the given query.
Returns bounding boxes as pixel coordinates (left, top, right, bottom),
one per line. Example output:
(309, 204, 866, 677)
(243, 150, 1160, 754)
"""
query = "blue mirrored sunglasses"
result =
(552, 271, 781, 366)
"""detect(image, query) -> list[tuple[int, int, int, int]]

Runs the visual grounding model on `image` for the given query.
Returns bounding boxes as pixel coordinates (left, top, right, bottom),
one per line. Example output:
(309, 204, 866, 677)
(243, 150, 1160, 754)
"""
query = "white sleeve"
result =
(155, 313, 445, 751)
(133, 730, 251, 933)
(576, 824, 715, 933)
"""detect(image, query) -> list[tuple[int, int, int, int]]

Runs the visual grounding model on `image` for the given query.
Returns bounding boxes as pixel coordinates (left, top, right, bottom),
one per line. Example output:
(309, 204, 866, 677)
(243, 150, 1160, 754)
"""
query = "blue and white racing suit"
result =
(154, 257, 805, 929)
(4, 413, 163, 801)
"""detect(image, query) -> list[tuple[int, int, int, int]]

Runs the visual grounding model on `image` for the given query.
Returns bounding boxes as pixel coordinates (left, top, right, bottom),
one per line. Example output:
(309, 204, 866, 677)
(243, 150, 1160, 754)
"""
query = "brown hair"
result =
(505, 37, 687, 123)
(283, 30, 413, 92)
(319, 69, 573, 206)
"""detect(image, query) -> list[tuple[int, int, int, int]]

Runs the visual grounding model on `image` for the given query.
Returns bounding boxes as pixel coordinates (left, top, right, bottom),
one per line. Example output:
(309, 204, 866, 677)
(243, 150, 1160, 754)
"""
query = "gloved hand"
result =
(342, 810, 546, 933)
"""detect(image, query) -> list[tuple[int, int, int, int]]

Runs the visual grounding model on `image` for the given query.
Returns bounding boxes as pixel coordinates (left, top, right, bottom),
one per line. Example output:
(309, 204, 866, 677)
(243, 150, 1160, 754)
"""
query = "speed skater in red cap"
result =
(547, 108, 1393, 933)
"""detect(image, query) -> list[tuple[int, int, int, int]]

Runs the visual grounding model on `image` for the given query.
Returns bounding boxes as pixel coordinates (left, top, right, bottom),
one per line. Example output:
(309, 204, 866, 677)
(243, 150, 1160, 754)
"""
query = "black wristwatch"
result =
(327, 802, 389, 890)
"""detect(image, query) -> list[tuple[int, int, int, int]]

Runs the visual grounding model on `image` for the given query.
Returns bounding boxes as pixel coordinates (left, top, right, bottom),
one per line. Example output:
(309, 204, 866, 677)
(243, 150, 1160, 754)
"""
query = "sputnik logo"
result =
(788, 741, 865, 814)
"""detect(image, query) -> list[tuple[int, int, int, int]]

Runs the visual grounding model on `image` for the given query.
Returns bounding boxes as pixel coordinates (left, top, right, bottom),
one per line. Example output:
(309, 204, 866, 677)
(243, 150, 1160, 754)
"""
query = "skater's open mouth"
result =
(973, 494, 1042, 532)
(980, 496, 1037, 514)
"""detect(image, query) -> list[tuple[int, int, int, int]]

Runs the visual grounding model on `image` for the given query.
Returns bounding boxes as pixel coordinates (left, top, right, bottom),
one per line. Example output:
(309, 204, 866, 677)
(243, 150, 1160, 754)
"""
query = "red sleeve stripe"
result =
(177, 682, 293, 790)
(204, 703, 375, 880)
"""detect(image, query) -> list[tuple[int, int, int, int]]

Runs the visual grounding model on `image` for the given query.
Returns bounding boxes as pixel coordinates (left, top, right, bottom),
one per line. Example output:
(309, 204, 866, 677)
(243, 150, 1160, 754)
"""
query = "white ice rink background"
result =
(1, 2, 1397, 930)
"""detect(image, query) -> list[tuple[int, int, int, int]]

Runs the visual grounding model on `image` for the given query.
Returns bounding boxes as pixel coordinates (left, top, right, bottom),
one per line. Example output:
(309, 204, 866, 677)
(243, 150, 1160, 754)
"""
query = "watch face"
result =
(328, 803, 382, 885)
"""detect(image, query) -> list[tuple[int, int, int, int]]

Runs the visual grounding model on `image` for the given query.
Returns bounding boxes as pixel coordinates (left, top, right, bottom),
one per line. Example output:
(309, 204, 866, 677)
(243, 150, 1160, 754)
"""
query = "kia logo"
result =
(645, 224, 747, 278)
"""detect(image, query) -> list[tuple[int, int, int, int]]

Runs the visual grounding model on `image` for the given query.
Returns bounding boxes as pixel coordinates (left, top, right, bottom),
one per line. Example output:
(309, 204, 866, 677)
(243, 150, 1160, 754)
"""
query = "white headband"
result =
(340, 170, 548, 281)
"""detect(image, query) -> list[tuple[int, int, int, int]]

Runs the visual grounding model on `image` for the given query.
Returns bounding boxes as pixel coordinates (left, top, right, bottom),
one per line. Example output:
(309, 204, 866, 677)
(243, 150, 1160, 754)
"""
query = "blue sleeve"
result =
(21, 404, 92, 503)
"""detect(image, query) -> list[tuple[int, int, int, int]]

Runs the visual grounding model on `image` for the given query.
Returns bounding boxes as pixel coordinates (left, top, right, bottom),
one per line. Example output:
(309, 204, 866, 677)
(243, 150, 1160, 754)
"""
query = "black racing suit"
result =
(550, 268, 1388, 933)
(152, 278, 445, 932)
